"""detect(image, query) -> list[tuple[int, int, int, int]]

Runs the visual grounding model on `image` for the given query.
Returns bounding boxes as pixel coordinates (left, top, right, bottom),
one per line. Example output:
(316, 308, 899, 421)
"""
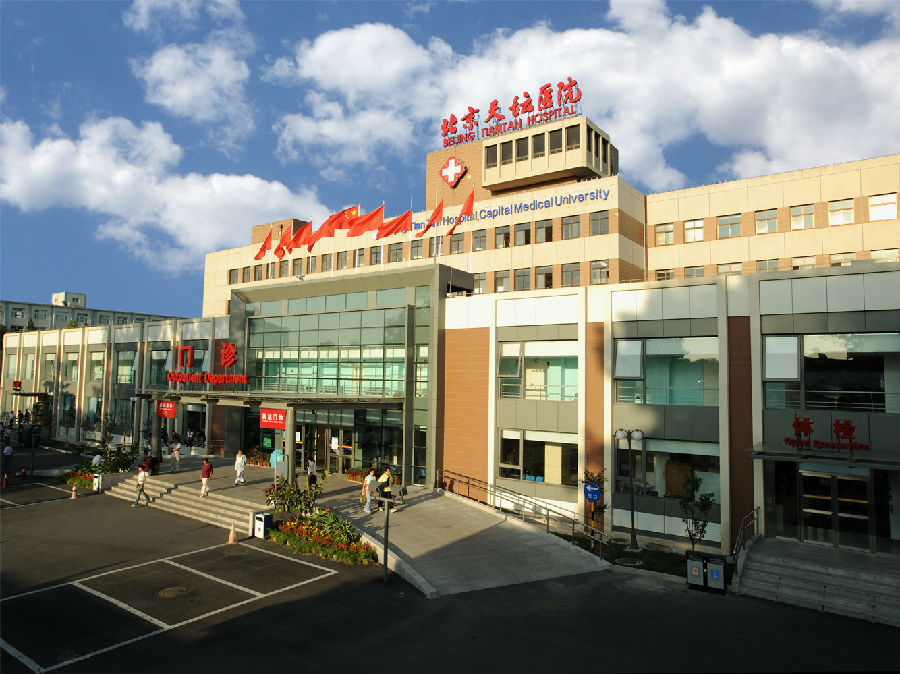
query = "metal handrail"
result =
(731, 506, 759, 559)
(436, 469, 611, 554)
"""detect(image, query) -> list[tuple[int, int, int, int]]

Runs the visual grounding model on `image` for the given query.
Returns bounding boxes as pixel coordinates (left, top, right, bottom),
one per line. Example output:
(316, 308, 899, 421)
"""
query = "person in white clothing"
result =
(133, 467, 150, 507)
(362, 467, 377, 514)
(171, 443, 181, 473)
(234, 449, 247, 486)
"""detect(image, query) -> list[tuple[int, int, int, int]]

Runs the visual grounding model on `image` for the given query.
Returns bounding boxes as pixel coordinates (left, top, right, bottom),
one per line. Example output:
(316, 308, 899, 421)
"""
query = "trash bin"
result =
(706, 555, 726, 592)
(92, 473, 101, 493)
(254, 512, 273, 539)
(686, 554, 705, 587)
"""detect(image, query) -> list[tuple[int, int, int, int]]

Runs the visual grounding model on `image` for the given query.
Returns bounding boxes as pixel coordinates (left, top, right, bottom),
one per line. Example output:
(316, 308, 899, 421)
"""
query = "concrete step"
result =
(744, 557, 898, 595)
(748, 552, 900, 589)
(149, 498, 255, 535)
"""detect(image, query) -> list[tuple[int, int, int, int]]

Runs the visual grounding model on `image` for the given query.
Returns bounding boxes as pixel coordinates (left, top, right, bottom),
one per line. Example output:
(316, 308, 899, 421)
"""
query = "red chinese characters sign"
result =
(783, 417, 870, 451)
(260, 408, 286, 430)
(440, 76, 582, 148)
(166, 341, 248, 384)
(157, 401, 177, 418)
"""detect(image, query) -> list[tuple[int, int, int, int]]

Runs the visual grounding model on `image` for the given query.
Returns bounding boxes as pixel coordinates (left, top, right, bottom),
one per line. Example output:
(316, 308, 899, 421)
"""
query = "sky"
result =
(2, 0, 899, 318)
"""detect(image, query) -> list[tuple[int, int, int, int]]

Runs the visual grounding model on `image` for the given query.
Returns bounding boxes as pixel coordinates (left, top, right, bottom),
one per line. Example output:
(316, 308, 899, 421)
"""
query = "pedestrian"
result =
(133, 466, 150, 507)
(200, 457, 213, 497)
(91, 452, 103, 467)
(377, 466, 394, 511)
(234, 449, 247, 486)
(307, 456, 317, 487)
(2, 442, 12, 488)
(362, 467, 377, 514)
(170, 442, 181, 473)
(139, 450, 152, 472)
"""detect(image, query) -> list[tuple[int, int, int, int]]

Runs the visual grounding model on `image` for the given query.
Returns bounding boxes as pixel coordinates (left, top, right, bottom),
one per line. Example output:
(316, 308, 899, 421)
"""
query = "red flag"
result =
(347, 205, 384, 237)
(376, 209, 413, 239)
(273, 225, 294, 260)
(290, 222, 311, 249)
(446, 189, 475, 237)
(334, 205, 360, 229)
(253, 227, 273, 260)
(308, 205, 359, 252)
(416, 198, 444, 238)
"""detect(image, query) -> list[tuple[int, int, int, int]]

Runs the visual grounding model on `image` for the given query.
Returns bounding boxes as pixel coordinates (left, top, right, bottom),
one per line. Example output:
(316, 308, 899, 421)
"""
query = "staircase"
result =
(105, 476, 265, 536)
(736, 538, 900, 627)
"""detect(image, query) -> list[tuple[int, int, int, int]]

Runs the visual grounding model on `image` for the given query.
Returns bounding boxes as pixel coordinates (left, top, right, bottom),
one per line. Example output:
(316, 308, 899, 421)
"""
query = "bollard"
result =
(70, 484, 78, 499)
(227, 521, 238, 544)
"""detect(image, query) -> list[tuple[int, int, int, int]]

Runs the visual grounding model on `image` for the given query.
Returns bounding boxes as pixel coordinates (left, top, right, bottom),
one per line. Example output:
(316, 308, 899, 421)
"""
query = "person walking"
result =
(234, 449, 247, 486)
(171, 442, 181, 473)
(307, 456, 317, 487)
(362, 467, 377, 514)
(377, 466, 394, 511)
(133, 466, 150, 507)
(2, 442, 13, 489)
(200, 458, 213, 497)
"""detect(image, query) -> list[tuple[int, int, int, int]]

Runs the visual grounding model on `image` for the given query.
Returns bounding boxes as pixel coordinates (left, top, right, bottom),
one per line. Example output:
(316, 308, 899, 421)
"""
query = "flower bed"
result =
(247, 448, 271, 467)
(60, 469, 94, 489)
(267, 508, 378, 565)
(345, 467, 367, 483)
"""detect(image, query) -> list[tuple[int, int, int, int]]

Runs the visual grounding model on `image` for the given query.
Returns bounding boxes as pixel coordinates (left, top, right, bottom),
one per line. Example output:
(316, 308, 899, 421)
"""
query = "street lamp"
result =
(615, 428, 644, 550)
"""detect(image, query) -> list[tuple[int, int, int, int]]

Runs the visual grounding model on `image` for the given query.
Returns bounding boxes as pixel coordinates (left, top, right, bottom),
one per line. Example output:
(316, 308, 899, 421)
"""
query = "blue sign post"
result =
(583, 482, 602, 502)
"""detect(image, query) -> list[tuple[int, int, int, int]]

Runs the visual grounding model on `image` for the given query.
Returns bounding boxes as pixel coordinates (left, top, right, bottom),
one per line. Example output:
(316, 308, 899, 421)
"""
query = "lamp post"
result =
(615, 428, 644, 550)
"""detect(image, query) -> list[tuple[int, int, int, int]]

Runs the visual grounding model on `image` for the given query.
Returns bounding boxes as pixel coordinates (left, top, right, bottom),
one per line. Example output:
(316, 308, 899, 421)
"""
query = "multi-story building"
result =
(0, 292, 179, 332)
(3, 115, 898, 557)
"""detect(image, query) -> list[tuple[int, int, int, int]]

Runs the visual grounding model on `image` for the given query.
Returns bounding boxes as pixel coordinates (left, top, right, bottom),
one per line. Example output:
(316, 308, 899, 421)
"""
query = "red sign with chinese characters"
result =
(440, 76, 582, 148)
(166, 341, 248, 384)
(260, 408, 286, 430)
(220, 342, 237, 368)
(783, 417, 870, 451)
(157, 401, 176, 418)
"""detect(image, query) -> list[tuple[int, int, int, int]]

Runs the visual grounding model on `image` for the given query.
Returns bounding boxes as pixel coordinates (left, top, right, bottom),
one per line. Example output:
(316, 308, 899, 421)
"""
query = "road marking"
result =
(163, 558, 263, 597)
(1, 496, 70, 509)
(0, 637, 44, 673)
(239, 540, 337, 573)
(43, 629, 165, 673)
(72, 581, 171, 629)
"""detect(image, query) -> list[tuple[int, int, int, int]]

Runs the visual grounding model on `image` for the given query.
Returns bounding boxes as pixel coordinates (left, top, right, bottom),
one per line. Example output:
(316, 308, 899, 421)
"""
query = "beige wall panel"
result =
(709, 187, 748, 216)
(619, 180, 646, 221)
(821, 224, 864, 253)
(470, 250, 493, 269)
(863, 220, 900, 249)
(533, 243, 564, 266)
(679, 193, 711, 221)
(646, 196, 679, 225)
(861, 161, 900, 195)
(486, 248, 514, 269)
(555, 238, 585, 261)
(583, 235, 617, 260)
(747, 182, 784, 211)
(820, 169, 861, 201)
(748, 234, 788, 260)
(647, 246, 680, 270)
(678, 242, 712, 267)
(619, 238, 646, 269)
(708, 237, 750, 263)
(783, 176, 821, 206)
(509, 246, 534, 268)
(784, 229, 823, 257)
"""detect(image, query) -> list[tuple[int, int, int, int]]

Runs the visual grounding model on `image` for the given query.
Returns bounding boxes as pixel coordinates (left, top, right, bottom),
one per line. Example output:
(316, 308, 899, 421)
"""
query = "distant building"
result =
(0, 292, 180, 332)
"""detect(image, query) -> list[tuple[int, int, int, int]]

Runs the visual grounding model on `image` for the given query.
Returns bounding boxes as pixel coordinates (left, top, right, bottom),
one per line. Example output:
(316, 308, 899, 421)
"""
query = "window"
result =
(549, 129, 562, 154)
(427, 237, 441, 257)
(450, 233, 464, 254)
(515, 137, 528, 162)
(614, 337, 719, 406)
(655, 223, 674, 245)
(590, 211, 609, 235)
(514, 223, 530, 246)
(23, 353, 35, 379)
(12, 307, 24, 318)
(869, 193, 897, 221)
(353, 249, 364, 268)
(5, 355, 17, 378)
(242, 266, 250, 283)
(473, 273, 485, 294)
(116, 350, 136, 384)
(562, 215, 580, 240)
(499, 429, 578, 486)
(76, 313, 88, 324)
(757, 259, 778, 272)
(63, 353, 79, 380)
(370, 246, 381, 265)
(792, 256, 815, 270)
(307, 256, 317, 274)
(254, 265, 263, 281)
(872, 248, 899, 262)
(565, 124, 580, 150)
(99, 315, 110, 325)
(336, 251, 348, 270)
(150, 350, 169, 386)
(268, 262, 276, 279)
(495, 270, 510, 292)
(685, 266, 704, 278)
(562, 263, 580, 287)
(495, 226, 510, 248)
(830, 252, 855, 267)
(44, 354, 57, 380)
(472, 229, 486, 251)
(500, 141, 513, 165)
(485, 145, 498, 169)
(321, 254, 332, 272)
(590, 260, 609, 284)
(90, 352, 104, 381)
(717, 263, 741, 276)
(532, 133, 545, 158)
(717, 214, 741, 238)
(755, 209, 777, 234)
(34, 309, 47, 320)
(655, 269, 673, 281)
(116, 317, 127, 325)
(498, 341, 579, 402)
(388, 243, 403, 263)
(684, 219, 704, 242)
(790, 204, 814, 230)
(535, 265, 553, 289)
(228, 269, 238, 284)
(828, 199, 853, 226)
(514, 268, 530, 291)
(411, 239, 423, 260)
(535, 219, 553, 243)
(279, 260, 289, 277)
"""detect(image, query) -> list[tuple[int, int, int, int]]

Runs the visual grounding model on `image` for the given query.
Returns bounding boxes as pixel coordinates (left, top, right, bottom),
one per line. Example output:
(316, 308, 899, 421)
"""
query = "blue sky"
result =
(2, 0, 899, 318)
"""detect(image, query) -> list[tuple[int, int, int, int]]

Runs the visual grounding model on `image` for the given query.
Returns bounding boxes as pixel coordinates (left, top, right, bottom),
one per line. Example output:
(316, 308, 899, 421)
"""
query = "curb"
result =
(358, 531, 440, 599)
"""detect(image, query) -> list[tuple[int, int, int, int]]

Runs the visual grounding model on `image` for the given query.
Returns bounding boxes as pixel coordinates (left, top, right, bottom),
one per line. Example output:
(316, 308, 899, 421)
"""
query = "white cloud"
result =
(0, 117, 330, 272)
(267, 3, 900, 192)
(812, 0, 900, 27)
(123, 0, 204, 33)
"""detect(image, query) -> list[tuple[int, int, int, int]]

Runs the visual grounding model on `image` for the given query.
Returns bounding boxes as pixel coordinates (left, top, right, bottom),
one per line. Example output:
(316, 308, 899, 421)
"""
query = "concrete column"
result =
(285, 407, 296, 485)
(151, 408, 160, 458)
(204, 403, 212, 455)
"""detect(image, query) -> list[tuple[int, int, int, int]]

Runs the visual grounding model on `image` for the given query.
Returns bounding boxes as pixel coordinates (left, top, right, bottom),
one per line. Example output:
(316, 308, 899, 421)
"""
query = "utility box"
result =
(707, 557, 726, 592)
(254, 512, 273, 539)
(686, 555, 705, 587)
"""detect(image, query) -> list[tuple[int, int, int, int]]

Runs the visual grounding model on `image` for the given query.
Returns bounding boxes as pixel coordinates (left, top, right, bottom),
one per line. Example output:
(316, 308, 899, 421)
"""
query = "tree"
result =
(61, 409, 76, 445)
(680, 475, 716, 552)
(65, 320, 78, 328)
(26, 319, 35, 331)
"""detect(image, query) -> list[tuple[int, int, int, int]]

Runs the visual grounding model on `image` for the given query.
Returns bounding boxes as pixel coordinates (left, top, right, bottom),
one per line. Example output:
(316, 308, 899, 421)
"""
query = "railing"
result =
(436, 469, 611, 555)
(731, 506, 759, 560)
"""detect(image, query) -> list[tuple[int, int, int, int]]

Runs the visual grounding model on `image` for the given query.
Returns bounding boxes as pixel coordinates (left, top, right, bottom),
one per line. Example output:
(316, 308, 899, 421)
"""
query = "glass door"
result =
(801, 472, 834, 546)
(836, 476, 870, 551)
(800, 471, 872, 550)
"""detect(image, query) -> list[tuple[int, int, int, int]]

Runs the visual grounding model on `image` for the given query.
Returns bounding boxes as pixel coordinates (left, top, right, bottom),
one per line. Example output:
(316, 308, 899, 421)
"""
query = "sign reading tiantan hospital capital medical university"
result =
(440, 76, 582, 148)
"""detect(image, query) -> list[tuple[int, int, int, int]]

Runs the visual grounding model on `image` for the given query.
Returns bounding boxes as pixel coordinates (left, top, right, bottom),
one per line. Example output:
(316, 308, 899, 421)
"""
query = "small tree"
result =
(680, 475, 716, 552)
(264, 477, 321, 520)
(80, 415, 96, 443)
(61, 409, 76, 445)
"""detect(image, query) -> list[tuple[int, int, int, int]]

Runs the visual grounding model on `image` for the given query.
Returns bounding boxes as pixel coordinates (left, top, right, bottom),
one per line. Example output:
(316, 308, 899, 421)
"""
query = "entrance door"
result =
(800, 471, 871, 550)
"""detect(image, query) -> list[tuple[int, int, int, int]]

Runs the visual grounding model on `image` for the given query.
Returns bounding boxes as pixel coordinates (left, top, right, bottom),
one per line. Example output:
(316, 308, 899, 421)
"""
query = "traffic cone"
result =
(20, 467, 26, 480)
(227, 521, 237, 544)
(70, 484, 77, 499)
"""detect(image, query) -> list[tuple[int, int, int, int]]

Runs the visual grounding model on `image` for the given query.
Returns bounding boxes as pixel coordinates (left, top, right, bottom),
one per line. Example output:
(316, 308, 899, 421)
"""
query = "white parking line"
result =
(72, 581, 170, 630)
(0, 637, 43, 673)
(164, 558, 263, 597)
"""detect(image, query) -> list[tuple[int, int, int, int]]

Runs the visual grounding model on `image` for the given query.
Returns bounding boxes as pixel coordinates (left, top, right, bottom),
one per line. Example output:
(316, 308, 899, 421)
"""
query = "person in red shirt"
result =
(200, 458, 213, 497)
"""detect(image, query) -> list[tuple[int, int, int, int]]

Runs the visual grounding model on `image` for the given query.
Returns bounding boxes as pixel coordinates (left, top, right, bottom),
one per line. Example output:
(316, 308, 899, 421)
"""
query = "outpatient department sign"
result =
(166, 342, 248, 385)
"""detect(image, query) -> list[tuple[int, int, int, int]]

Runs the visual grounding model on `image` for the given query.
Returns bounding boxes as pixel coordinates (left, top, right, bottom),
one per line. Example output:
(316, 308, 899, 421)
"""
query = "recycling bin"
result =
(92, 473, 101, 493)
(254, 512, 273, 539)
(707, 556, 726, 592)
(686, 554, 705, 587)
